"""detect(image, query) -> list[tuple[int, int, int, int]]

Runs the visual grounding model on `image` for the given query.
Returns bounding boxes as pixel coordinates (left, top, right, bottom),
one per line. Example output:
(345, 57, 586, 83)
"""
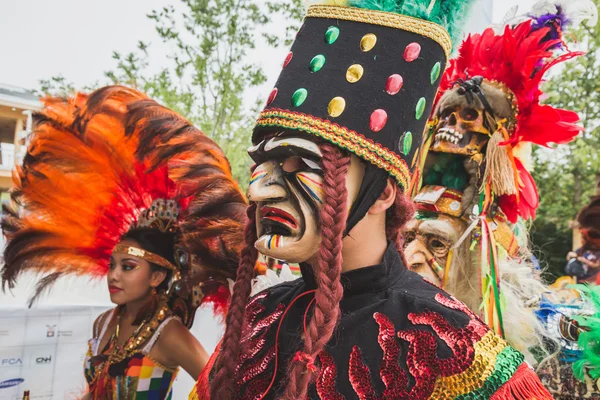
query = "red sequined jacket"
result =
(192, 243, 552, 399)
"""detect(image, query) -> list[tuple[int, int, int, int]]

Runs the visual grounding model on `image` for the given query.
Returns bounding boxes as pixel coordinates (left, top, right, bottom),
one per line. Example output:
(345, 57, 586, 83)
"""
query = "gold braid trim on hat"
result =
(307, 5, 452, 59)
(113, 244, 177, 270)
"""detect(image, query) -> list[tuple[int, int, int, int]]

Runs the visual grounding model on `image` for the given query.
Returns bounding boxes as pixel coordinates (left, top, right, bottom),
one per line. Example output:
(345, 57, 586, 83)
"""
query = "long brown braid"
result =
(210, 203, 258, 400)
(283, 143, 351, 399)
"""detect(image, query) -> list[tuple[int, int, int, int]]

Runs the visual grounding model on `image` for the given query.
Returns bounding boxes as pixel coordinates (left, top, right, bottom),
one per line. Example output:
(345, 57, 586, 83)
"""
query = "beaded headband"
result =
(113, 244, 177, 270)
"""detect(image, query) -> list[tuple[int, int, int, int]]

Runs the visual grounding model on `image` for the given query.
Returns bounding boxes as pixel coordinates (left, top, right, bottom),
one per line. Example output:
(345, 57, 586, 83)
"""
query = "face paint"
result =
(248, 133, 364, 263)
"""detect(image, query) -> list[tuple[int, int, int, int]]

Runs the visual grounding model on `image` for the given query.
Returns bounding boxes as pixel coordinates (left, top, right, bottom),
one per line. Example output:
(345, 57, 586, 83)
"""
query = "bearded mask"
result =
(431, 77, 515, 157)
(403, 185, 519, 286)
(248, 133, 365, 263)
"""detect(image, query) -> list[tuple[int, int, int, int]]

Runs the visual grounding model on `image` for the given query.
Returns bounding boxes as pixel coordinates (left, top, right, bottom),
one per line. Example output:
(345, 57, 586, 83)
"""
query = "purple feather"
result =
(529, 6, 570, 48)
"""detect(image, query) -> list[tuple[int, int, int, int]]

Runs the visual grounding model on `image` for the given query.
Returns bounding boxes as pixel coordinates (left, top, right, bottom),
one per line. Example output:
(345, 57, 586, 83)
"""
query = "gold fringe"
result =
(484, 130, 518, 196)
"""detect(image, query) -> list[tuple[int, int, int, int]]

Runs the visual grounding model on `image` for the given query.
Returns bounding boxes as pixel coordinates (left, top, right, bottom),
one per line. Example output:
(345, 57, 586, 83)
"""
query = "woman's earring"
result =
(152, 287, 157, 295)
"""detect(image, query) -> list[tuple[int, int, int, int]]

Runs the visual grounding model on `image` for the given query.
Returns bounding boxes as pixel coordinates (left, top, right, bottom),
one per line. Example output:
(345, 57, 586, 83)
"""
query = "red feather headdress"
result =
(436, 20, 584, 222)
(1, 86, 247, 314)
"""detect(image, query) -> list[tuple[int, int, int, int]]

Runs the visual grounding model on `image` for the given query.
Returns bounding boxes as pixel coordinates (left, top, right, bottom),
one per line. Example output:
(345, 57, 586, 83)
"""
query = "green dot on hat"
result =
(400, 131, 413, 155)
(430, 62, 441, 84)
(292, 88, 308, 107)
(415, 97, 426, 120)
(325, 26, 340, 44)
(310, 55, 326, 72)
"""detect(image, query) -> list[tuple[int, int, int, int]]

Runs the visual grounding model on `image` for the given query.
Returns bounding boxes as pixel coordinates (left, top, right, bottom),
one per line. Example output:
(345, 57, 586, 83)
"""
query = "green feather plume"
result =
(345, 0, 475, 47)
(569, 284, 600, 381)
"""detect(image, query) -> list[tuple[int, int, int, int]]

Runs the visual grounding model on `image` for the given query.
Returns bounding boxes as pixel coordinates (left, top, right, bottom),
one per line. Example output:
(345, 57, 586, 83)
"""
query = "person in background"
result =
(1, 86, 247, 399)
(567, 196, 600, 283)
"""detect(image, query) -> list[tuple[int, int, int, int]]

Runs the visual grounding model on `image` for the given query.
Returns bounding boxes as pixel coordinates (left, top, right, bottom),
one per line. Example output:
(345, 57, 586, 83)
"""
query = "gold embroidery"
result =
(430, 331, 507, 398)
(256, 109, 410, 189)
(306, 5, 451, 59)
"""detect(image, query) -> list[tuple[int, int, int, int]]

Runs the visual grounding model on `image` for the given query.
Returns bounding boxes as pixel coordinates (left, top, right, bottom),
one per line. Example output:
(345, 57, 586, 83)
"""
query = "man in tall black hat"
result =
(192, 1, 552, 399)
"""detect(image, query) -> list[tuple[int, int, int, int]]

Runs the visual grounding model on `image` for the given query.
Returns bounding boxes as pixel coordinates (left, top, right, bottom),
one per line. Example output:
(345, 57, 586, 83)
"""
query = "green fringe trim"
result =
(569, 284, 600, 381)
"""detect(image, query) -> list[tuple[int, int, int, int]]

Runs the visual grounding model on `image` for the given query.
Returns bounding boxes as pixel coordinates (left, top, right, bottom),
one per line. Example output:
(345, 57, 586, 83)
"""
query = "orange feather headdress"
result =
(1, 86, 247, 316)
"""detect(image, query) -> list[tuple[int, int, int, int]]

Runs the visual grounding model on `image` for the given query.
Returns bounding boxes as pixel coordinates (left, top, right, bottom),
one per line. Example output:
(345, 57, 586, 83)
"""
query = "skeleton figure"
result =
(404, 1, 598, 393)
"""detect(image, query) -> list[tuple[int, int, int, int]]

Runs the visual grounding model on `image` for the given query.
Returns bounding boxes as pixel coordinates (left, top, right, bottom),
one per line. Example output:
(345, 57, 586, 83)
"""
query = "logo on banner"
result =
(0, 378, 24, 389)
(35, 355, 52, 364)
(0, 358, 22, 367)
(46, 325, 56, 337)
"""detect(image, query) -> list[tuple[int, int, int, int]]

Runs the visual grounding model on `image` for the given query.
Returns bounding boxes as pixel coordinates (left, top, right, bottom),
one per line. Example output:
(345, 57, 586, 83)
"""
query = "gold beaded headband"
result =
(113, 244, 177, 270)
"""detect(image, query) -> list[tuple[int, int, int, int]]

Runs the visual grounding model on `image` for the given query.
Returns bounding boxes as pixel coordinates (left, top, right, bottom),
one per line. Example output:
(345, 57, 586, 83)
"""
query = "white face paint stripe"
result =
(263, 136, 323, 157)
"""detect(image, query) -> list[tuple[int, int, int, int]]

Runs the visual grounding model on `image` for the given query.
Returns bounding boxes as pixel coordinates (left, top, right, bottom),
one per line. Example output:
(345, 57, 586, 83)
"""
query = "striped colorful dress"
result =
(84, 310, 179, 400)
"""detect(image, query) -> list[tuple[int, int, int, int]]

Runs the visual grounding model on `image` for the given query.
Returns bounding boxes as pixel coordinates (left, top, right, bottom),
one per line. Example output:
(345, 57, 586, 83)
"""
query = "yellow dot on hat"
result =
(325, 26, 340, 44)
(360, 33, 377, 52)
(310, 54, 326, 72)
(346, 64, 364, 83)
(328, 97, 346, 118)
(404, 42, 421, 62)
(370, 109, 388, 132)
(386, 74, 403, 95)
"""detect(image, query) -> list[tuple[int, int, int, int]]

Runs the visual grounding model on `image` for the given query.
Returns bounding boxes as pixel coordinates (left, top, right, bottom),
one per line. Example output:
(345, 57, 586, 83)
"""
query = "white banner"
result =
(0, 305, 222, 400)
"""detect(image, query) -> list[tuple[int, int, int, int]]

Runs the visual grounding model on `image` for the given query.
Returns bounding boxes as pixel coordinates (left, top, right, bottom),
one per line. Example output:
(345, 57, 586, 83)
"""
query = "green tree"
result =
(532, 5, 600, 278)
(39, 0, 304, 187)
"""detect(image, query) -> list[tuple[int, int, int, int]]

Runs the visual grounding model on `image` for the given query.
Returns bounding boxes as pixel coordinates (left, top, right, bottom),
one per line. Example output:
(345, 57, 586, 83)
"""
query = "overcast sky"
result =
(0, 0, 536, 94)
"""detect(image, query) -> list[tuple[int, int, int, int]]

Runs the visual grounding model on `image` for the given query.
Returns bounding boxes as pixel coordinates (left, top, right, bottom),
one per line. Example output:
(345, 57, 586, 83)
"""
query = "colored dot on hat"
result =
(430, 62, 441, 84)
(283, 52, 293, 68)
(370, 109, 388, 132)
(415, 97, 427, 120)
(360, 33, 377, 52)
(400, 131, 413, 155)
(404, 42, 421, 62)
(266, 88, 278, 106)
(328, 97, 346, 117)
(346, 64, 364, 83)
(325, 26, 340, 44)
(386, 74, 403, 95)
(292, 88, 308, 107)
(310, 54, 326, 72)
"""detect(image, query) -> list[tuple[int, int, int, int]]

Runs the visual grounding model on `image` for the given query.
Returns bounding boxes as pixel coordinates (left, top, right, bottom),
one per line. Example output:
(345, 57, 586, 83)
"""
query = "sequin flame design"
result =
(235, 292, 285, 400)
(335, 293, 496, 400)
(317, 351, 345, 400)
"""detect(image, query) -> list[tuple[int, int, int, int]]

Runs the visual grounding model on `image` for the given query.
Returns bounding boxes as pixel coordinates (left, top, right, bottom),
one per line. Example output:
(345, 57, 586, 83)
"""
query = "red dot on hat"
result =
(404, 42, 421, 62)
(386, 74, 403, 95)
(267, 88, 278, 106)
(370, 109, 388, 132)
(283, 52, 293, 68)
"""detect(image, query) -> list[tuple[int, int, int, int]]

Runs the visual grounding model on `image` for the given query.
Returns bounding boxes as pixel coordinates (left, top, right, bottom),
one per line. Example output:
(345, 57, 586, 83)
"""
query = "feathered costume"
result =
(408, 0, 594, 364)
(1, 85, 247, 399)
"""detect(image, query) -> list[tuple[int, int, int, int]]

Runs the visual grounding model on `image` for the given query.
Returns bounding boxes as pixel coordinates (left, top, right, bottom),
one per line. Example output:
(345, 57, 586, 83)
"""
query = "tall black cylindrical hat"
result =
(253, 4, 454, 191)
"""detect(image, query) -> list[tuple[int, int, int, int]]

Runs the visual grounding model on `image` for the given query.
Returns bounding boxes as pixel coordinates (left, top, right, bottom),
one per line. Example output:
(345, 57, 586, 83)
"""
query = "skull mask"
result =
(431, 77, 514, 156)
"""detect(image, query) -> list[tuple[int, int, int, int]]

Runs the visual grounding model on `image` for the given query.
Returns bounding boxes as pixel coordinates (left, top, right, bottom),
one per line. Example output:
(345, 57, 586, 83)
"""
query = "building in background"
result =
(0, 84, 40, 201)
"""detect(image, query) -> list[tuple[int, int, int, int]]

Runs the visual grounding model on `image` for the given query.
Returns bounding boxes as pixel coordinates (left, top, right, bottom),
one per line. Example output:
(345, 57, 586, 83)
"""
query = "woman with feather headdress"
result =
(1, 86, 247, 399)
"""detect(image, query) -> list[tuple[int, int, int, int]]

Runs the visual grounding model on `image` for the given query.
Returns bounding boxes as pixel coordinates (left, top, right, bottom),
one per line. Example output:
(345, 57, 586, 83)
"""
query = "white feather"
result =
(494, 0, 598, 33)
